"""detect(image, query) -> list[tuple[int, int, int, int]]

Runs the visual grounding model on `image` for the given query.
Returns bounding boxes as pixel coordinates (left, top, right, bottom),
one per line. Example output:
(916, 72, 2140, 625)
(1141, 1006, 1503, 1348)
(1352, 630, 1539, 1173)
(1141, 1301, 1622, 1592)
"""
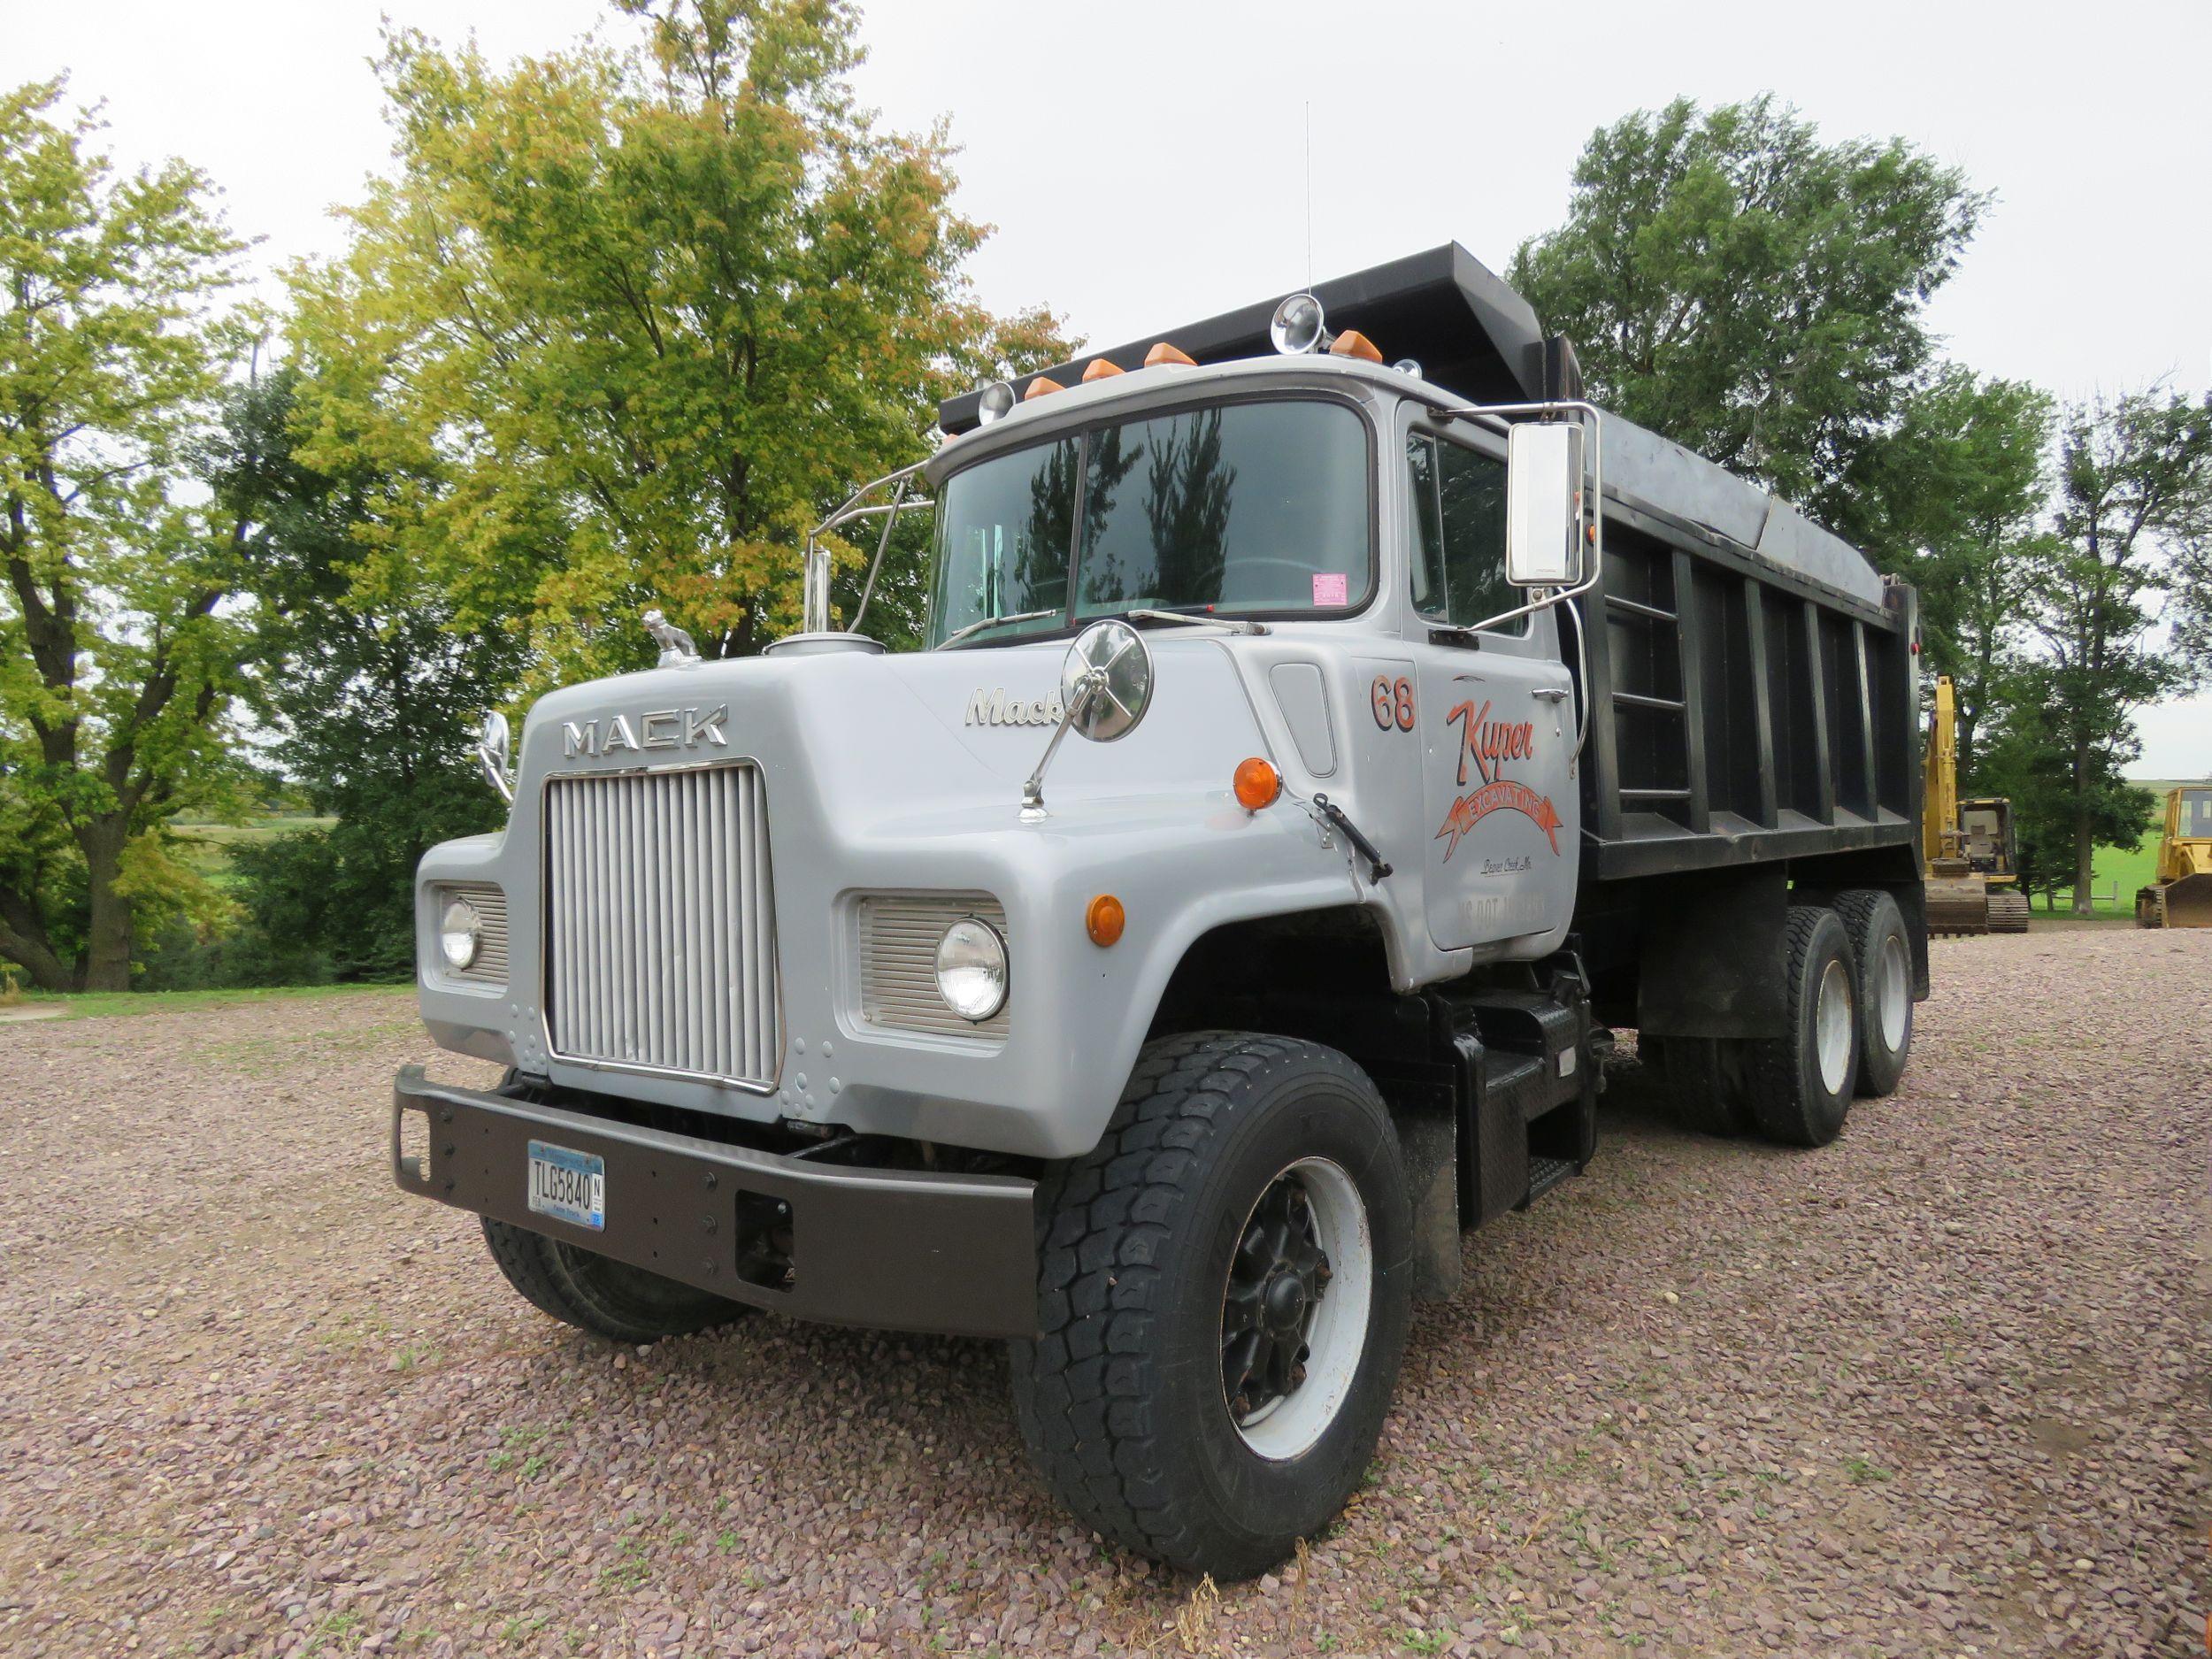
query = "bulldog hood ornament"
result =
(642, 607, 701, 669)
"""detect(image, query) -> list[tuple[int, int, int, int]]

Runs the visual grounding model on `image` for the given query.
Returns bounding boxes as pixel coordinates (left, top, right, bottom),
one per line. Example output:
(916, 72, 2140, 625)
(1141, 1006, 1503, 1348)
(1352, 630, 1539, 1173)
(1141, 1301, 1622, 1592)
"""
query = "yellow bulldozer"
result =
(1922, 676, 2030, 935)
(2135, 786, 2212, 927)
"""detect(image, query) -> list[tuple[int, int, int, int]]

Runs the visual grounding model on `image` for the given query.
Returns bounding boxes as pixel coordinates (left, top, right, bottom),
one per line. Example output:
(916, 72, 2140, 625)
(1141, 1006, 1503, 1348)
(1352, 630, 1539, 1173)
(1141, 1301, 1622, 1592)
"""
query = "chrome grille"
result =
(442, 885, 508, 987)
(856, 894, 1010, 1041)
(545, 764, 779, 1086)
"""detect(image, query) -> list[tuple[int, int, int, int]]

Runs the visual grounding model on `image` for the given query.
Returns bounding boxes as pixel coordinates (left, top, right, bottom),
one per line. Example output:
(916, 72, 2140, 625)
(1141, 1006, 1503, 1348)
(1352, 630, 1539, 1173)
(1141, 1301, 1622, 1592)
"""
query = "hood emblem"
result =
(643, 607, 701, 668)
(563, 706, 728, 758)
(965, 687, 1065, 728)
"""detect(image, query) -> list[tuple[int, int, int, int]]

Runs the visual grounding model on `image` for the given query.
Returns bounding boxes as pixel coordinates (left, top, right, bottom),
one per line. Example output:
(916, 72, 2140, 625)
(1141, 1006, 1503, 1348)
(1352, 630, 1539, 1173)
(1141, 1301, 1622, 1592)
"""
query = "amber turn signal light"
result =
(1233, 757, 1281, 811)
(1085, 894, 1125, 948)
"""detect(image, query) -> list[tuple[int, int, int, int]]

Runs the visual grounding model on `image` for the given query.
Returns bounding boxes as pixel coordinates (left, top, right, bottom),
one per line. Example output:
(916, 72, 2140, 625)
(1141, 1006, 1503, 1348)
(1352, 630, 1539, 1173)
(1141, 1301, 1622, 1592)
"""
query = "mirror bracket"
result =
(475, 710, 515, 804)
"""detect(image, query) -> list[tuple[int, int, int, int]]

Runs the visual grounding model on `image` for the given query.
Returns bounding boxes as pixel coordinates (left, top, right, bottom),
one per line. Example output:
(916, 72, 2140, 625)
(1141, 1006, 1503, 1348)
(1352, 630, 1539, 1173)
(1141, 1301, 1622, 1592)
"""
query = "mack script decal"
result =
(1434, 698, 1564, 861)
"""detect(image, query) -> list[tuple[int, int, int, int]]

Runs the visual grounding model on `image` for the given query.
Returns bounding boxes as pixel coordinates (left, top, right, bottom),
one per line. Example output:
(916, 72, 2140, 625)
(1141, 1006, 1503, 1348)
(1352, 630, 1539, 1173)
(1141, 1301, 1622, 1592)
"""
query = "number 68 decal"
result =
(1371, 675, 1415, 733)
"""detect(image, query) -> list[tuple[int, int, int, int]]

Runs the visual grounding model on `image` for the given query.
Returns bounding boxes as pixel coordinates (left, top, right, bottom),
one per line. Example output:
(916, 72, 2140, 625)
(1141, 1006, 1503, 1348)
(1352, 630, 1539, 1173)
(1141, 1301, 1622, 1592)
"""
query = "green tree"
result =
(1868, 368, 2054, 774)
(1509, 95, 1985, 549)
(2028, 388, 2212, 912)
(288, 0, 1066, 687)
(212, 366, 517, 979)
(0, 79, 254, 991)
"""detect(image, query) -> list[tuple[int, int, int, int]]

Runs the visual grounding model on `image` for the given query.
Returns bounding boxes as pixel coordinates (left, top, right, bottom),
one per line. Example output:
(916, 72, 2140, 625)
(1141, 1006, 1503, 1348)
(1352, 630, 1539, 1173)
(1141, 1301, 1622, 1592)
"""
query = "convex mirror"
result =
(1060, 619, 1154, 741)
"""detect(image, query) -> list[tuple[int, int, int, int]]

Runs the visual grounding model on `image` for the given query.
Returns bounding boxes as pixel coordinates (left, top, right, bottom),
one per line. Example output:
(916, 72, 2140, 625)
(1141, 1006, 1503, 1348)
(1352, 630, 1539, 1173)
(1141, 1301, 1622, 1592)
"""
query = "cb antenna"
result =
(1303, 101, 1313, 293)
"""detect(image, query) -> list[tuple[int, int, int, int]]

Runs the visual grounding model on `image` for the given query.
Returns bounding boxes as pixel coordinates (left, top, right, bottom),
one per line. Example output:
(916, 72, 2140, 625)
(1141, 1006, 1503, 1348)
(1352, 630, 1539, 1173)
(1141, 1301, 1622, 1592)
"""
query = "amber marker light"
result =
(1081, 358, 1125, 382)
(1328, 329, 1385, 364)
(1144, 341, 1197, 368)
(1085, 894, 1126, 948)
(1023, 375, 1066, 401)
(1233, 757, 1282, 811)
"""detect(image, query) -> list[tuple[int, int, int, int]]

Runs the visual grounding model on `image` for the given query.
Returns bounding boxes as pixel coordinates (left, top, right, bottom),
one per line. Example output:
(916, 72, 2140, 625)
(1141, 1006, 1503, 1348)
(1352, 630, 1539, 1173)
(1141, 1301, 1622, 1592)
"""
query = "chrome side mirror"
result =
(475, 710, 514, 804)
(1060, 618, 1153, 741)
(1020, 620, 1155, 822)
(1505, 420, 1585, 587)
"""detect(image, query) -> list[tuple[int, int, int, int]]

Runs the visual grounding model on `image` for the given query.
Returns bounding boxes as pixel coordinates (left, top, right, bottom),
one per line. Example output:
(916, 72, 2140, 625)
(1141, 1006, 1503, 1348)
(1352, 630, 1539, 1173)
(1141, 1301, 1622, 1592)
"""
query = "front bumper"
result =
(391, 1066, 1039, 1339)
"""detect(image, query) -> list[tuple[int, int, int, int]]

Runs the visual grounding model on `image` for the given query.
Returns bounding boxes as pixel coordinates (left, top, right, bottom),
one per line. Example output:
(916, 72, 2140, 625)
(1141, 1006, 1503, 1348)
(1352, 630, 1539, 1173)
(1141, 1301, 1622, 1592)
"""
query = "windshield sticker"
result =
(1311, 572, 1348, 606)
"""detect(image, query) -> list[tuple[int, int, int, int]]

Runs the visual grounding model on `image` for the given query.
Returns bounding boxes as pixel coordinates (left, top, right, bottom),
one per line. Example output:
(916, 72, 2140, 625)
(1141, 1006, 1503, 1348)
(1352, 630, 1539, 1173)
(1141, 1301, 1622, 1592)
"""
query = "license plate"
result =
(526, 1140, 605, 1231)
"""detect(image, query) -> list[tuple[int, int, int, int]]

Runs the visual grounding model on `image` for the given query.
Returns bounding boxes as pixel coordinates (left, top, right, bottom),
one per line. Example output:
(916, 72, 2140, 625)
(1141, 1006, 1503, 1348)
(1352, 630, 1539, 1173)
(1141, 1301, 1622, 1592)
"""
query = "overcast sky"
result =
(14, 0, 2208, 774)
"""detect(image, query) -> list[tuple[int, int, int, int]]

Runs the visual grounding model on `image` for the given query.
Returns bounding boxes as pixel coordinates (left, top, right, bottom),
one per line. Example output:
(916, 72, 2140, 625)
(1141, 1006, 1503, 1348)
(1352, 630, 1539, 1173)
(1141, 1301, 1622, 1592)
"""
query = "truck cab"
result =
(395, 244, 1926, 1579)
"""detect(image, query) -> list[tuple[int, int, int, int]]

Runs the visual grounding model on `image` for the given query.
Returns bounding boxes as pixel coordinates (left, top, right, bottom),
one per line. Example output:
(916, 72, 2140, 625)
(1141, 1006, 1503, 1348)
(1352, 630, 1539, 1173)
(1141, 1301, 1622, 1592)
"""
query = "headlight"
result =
(440, 898, 483, 971)
(933, 918, 1009, 1022)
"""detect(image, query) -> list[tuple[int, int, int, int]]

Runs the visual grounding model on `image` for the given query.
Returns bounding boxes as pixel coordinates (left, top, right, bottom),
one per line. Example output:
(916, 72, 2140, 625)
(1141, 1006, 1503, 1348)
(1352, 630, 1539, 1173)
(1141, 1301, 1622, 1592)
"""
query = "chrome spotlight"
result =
(1270, 293, 1327, 356)
(1393, 358, 1424, 380)
(977, 380, 1017, 425)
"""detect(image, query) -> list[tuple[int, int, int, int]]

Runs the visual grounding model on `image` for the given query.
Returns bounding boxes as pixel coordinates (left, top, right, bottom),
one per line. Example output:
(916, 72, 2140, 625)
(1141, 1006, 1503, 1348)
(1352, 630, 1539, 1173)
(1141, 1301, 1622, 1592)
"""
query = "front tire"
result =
(1833, 888, 1913, 1097)
(480, 1217, 748, 1344)
(1010, 1033, 1413, 1579)
(1742, 905, 1859, 1148)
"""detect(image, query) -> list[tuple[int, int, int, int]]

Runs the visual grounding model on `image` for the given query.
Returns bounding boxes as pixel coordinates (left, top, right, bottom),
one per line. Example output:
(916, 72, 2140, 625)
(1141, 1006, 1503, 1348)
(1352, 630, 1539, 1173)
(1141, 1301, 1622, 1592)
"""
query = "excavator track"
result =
(1986, 890, 2031, 933)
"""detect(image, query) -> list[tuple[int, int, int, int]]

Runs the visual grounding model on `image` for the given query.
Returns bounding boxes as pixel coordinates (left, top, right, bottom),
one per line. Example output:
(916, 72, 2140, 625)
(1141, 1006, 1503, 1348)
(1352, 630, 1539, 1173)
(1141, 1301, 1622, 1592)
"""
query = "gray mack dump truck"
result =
(393, 243, 1928, 1578)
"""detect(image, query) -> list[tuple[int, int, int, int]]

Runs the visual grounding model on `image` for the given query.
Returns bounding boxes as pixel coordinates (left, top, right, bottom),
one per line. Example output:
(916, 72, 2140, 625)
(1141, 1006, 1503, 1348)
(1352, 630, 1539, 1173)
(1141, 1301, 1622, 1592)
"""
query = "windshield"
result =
(926, 400, 1371, 647)
(2182, 790, 2212, 839)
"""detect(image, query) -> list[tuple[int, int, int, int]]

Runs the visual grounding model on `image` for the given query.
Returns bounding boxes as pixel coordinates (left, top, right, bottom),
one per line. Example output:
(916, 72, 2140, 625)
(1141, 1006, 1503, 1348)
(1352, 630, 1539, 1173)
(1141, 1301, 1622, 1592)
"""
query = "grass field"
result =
(170, 815, 334, 885)
(6, 981, 411, 1019)
(2029, 779, 2197, 916)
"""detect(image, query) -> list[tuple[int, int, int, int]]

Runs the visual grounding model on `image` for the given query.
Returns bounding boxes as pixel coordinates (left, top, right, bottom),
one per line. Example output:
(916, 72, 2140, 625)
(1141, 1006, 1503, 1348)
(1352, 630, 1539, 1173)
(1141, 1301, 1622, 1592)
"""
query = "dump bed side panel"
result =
(1578, 499, 1919, 882)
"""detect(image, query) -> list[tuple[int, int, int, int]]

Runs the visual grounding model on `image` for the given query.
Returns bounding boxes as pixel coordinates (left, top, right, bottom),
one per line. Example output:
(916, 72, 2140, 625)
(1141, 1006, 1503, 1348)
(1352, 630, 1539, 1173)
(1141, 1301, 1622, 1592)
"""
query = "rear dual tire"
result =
(1660, 893, 1909, 1147)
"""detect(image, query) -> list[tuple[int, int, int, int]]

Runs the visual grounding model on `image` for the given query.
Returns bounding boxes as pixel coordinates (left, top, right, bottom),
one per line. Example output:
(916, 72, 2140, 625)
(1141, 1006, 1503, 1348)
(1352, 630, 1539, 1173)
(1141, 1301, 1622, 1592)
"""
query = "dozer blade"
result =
(2151, 873, 2212, 929)
(1926, 874, 1991, 936)
(1986, 889, 2031, 933)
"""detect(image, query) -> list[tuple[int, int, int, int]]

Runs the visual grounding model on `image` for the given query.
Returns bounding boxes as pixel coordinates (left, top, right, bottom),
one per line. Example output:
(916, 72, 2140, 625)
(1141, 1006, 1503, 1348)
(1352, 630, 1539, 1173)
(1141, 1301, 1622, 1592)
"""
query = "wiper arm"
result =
(934, 608, 1062, 650)
(1122, 607, 1268, 636)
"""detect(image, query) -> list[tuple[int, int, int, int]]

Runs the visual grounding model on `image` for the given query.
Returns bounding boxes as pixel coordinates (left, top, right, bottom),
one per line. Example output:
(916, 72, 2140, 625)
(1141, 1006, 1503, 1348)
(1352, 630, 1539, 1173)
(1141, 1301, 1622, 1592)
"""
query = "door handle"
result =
(1532, 687, 1571, 703)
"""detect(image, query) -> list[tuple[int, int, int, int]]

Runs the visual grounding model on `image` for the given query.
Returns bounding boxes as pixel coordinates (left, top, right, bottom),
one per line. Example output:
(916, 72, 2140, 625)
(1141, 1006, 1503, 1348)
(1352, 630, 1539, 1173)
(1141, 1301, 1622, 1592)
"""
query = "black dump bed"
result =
(944, 242, 1922, 886)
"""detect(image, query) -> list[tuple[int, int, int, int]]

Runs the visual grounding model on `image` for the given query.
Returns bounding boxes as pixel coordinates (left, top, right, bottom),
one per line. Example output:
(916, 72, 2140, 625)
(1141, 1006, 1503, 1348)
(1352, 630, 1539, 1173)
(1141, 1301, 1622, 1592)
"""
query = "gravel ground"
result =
(2, 927, 2207, 1658)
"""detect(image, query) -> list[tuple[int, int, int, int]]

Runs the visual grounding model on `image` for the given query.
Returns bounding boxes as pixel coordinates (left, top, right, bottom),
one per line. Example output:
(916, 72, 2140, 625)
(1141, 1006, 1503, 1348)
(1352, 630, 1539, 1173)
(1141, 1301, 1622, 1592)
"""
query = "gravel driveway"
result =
(2, 927, 2206, 1658)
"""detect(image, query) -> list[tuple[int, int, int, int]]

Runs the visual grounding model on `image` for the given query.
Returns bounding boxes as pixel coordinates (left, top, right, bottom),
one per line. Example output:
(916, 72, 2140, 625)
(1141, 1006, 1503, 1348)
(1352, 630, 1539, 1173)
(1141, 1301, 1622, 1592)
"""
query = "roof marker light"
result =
(1082, 358, 1125, 382)
(1329, 330, 1384, 364)
(1023, 375, 1065, 402)
(1143, 341, 1197, 368)
(977, 380, 1016, 424)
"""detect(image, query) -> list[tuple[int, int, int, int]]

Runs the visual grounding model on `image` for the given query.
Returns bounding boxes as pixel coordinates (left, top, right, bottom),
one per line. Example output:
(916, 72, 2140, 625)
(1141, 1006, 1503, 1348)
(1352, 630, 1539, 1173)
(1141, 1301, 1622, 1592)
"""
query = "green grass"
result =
(17, 982, 408, 1020)
(169, 815, 334, 885)
(2029, 781, 2188, 916)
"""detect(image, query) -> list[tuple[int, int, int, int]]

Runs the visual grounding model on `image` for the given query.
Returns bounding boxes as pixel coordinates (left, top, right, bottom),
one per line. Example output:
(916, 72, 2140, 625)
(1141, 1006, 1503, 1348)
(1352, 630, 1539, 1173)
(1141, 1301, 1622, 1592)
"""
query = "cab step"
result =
(1523, 1154, 1578, 1206)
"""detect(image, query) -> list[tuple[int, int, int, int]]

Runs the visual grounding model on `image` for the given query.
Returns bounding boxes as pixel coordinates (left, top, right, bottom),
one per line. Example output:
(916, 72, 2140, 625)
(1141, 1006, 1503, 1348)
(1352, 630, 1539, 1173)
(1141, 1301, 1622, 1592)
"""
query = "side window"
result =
(1407, 433, 1524, 634)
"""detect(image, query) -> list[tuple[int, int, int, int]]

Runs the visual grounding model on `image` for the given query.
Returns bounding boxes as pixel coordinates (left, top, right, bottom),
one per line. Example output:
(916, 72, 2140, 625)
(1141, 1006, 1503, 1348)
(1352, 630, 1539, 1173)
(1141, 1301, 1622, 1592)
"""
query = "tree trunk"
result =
(81, 828, 134, 993)
(2071, 809, 2095, 917)
(0, 901, 79, 993)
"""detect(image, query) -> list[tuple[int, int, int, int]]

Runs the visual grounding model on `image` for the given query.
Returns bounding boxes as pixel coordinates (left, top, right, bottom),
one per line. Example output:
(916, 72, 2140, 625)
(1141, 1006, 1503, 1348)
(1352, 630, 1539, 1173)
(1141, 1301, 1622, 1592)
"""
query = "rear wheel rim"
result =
(1877, 933, 1909, 1052)
(1816, 957, 1854, 1094)
(1221, 1156, 1373, 1461)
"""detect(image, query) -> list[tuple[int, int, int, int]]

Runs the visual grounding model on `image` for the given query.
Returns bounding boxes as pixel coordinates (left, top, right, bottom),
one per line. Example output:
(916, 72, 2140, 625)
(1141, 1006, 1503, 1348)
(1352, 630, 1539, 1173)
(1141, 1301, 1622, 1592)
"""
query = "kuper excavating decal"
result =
(1434, 698, 1564, 861)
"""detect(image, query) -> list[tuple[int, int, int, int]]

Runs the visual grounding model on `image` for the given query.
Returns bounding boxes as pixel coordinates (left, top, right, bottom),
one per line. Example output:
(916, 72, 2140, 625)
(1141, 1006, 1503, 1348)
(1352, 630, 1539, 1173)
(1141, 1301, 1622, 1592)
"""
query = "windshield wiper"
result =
(1121, 607, 1268, 636)
(934, 608, 1062, 650)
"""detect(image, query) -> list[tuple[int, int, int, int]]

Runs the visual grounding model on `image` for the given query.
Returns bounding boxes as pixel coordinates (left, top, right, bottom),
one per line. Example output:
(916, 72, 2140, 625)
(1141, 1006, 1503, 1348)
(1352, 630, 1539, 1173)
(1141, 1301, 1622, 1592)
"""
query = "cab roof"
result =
(938, 242, 1550, 436)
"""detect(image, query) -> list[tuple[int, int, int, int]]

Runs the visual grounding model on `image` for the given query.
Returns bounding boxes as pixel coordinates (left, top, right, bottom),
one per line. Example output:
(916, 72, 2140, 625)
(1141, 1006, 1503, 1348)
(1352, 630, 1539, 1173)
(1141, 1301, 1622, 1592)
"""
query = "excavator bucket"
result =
(1926, 862, 1991, 936)
(2144, 873, 2212, 928)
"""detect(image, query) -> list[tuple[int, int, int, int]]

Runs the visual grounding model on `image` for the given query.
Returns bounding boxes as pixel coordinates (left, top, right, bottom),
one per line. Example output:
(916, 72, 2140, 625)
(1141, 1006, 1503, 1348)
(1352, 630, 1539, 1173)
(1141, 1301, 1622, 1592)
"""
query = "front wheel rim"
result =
(1221, 1156, 1373, 1461)
(1816, 956, 1854, 1094)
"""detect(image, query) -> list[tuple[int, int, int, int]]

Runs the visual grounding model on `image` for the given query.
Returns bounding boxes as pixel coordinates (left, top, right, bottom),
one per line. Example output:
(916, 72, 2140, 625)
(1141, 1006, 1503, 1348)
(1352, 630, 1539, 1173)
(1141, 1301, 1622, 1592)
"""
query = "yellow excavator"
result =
(1922, 676, 2030, 935)
(2135, 786, 2212, 927)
